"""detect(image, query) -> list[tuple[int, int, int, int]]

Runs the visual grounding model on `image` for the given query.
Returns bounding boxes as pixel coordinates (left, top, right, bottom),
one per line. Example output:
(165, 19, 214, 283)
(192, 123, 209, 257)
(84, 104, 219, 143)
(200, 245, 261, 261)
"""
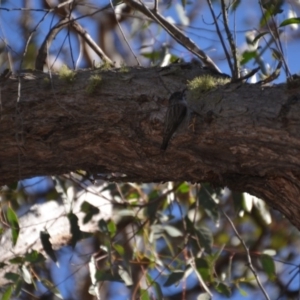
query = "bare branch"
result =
(35, 17, 69, 70)
(222, 209, 270, 300)
(109, 0, 141, 66)
(206, 0, 233, 76)
(258, 0, 291, 78)
(35, 17, 114, 71)
(124, 0, 222, 73)
(220, 0, 240, 79)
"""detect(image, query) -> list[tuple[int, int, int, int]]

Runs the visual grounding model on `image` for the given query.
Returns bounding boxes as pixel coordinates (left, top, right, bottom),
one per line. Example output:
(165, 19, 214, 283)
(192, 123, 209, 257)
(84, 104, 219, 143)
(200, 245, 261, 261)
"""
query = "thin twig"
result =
(258, 0, 291, 78)
(221, 209, 271, 300)
(35, 17, 114, 70)
(206, 0, 233, 76)
(109, 0, 141, 66)
(220, 0, 239, 79)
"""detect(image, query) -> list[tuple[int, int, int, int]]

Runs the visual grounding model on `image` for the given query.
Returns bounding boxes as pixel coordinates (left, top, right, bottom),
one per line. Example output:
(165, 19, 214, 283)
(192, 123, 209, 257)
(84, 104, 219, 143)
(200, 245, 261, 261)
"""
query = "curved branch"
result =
(35, 17, 114, 71)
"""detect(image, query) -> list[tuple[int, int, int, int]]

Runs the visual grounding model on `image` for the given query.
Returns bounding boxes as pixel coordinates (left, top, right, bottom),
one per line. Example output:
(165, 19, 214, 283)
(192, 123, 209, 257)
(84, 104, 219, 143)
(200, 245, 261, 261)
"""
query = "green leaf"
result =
(280, 17, 300, 27)
(107, 220, 117, 236)
(146, 274, 163, 300)
(196, 226, 213, 254)
(95, 270, 123, 282)
(195, 258, 210, 282)
(260, 254, 276, 280)
(6, 207, 20, 246)
(113, 244, 125, 256)
(214, 282, 231, 297)
(140, 289, 151, 300)
(232, 192, 244, 214)
(40, 231, 57, 264)
(98, 219, 109, 234)
(206, 244, 225, 265)
(152, 280, 163, 300)
(163, 270, 184, 287)
(240, 51, 257, 65)
(261, 1, 283, 16)
(14, 278, 23, 297)
(67, 213, 82, 248)
(2, 285, 13, 300)
(9, 256, 24, 264)
(177, 182, 190, 193)
(25, 250, 46, 263)
(80, 201, 100, 224)
(237, 284, 248, 296)
(4, 272, 20, 282)
(141, 51, 162, 64)
(198, 187, 219, 224)
(146, 190, 162, 222)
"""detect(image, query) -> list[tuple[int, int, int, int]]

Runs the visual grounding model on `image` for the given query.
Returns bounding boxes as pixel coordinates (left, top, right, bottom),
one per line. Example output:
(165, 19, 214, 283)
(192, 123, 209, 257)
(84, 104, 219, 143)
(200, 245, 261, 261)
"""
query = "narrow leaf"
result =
(251, 31, 269, 46)
(196, 227, 213, 254)
(2, 285, 13, 300)
(6, 207, 20, 246)
(140, 289, 151, 300)
(107, 220, 116, 236)
(146, 274, 163, 300)
(163, 270, 184, 287)
(163, 225, 183, 237)
(98, 219, 108, 234)
(4, 272, 20, 282)
(152, 281, 163, 300)
(195, 258, 210, 282)
(214, 282, 231, 297)
(67, 213, 81, 248)
(95, 270, 123, 282)
(40, 231, 57, 264)
(260, 254, 276, 280)
(280, 17, 300, 27)
(21, 265, 32, 284)
(25, 250, 46, 263)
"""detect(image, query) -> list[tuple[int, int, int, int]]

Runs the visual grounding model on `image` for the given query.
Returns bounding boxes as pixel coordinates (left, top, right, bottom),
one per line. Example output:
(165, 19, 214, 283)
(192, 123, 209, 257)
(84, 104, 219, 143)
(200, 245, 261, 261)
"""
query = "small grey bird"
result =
(161, 90, 188, 150)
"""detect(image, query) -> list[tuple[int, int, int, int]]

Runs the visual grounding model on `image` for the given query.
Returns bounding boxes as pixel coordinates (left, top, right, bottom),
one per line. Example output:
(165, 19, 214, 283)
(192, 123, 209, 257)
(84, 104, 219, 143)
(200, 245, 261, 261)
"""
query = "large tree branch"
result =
(1, 63, 300, 229)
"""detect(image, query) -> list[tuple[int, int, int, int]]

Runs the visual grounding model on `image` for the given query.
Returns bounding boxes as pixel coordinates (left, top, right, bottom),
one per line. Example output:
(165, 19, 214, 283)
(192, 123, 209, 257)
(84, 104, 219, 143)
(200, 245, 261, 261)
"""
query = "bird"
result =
(161, 90, 188, 151)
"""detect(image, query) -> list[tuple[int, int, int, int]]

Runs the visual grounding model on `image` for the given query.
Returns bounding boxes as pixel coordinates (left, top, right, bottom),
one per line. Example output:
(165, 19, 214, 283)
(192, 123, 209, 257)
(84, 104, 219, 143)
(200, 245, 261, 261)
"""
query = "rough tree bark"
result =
(1, 62, 300, 232)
